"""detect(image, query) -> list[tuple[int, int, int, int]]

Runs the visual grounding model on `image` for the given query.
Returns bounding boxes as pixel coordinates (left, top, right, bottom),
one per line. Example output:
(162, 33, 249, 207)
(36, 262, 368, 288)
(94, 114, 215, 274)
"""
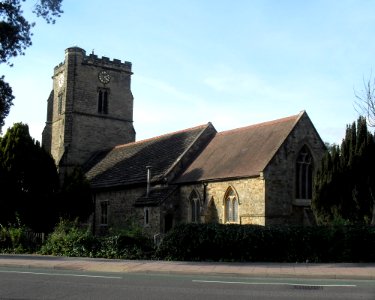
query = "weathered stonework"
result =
(43, 47, 327, 239)
(94, 187, 144, 235)
(42, 47, 135, 172)
(179, 178, 266, 226)
(263, 113, 325, 225)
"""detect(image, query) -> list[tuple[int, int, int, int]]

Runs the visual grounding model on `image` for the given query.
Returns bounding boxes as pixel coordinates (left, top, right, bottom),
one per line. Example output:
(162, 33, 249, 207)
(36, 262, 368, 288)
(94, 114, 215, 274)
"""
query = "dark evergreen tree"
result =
(313, 116, 375, 224)
(0, 123, 59, 230)
(57, 167, 93, 222)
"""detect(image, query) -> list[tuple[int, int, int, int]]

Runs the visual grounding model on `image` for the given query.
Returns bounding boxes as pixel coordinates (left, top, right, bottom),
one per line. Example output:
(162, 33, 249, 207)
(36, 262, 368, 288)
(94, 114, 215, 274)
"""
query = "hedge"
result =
(155, 223, 375, 262)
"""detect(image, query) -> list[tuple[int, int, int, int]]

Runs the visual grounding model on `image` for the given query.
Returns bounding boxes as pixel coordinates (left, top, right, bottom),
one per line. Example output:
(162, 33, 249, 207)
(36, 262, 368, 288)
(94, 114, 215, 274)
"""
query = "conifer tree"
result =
(0, 122, 59, 230)
(312, 116, 375, 224)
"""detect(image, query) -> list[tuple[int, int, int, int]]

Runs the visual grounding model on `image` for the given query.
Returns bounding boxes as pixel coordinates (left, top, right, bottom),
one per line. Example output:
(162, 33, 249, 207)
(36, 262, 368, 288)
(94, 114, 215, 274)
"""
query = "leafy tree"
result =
(0, 122, 59, 231)
(0, 0, 63, 131)
(313, 116, 375, 224)
(0, 76, 14, 130)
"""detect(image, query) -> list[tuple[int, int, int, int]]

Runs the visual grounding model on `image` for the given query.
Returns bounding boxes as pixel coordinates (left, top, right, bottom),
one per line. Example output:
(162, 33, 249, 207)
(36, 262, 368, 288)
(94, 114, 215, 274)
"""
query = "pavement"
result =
(1, 254, 375, 280)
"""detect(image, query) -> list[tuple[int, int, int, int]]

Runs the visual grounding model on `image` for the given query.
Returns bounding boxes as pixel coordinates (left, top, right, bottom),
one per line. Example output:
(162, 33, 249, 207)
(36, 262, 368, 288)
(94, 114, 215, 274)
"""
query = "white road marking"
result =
(192, 279, 357, 287)
(0, 270, 122, 279)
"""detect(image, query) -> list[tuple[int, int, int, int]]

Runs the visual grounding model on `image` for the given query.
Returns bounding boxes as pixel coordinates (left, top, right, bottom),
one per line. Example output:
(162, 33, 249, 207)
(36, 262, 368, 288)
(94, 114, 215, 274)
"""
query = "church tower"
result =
(42, 47, 135, 173)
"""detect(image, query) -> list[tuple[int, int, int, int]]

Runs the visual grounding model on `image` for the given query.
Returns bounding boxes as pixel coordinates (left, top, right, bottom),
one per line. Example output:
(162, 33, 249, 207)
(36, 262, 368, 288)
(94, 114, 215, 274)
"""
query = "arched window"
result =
(224, 187, 239, 223)
(189, 190, 200, 223)
(296, 146, 313, 200)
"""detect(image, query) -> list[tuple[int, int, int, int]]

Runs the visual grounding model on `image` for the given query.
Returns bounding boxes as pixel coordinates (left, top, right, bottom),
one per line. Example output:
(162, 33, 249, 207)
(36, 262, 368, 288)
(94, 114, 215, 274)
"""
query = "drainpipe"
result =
(146, 166, 152, 197)
(203, 182, 207, 204)
(92, 193, 96, 235)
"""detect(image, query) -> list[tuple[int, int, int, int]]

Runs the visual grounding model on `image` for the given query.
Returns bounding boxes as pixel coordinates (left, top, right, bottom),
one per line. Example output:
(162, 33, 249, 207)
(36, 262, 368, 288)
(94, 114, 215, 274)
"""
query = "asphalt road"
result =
(0, 266, 374, 300)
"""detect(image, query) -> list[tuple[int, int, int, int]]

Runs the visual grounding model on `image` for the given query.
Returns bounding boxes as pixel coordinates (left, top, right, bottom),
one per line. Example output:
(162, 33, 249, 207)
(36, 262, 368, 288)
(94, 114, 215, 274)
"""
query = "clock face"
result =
(57, 73, 64, 88)
(98, 70, 111, 84)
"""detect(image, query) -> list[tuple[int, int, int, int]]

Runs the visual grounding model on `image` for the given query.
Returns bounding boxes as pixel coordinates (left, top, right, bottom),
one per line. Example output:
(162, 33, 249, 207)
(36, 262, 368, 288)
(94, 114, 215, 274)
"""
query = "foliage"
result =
(0, 0, 63, 130)
(96, 234, 153, 260)
(0, 217, 42, 253)
(39, 219, 154, 259)
(39, 219, 97, 257)
(0, 0, 63, 64)
(155, 223, 375, 263)
(312, 116, 375, 225)
(0, 123, 59, 231)
(0, 76, 14, 131)
(57, 167, 93, 222)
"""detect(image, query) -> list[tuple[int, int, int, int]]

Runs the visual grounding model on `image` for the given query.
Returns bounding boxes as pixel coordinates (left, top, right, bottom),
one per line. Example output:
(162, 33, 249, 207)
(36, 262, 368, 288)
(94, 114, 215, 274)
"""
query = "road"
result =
(0, 266, 374, 299)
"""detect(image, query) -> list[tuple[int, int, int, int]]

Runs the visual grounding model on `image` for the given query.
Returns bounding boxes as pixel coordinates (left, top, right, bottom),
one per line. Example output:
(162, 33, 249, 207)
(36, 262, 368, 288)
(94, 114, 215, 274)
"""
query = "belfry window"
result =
(189, 190, 200, 223)
(98, 88, 109, 114)
(296, 146, 313, 200)
(224, 187, 239, 223)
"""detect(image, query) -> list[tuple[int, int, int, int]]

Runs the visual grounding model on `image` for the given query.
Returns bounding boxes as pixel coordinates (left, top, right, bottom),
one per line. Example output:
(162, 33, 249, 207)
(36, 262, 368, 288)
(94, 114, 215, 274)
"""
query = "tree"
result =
(0, 0, 63, 131)
(312, 116, 375, 225)
(57, 167, 93, 223)
(0, 123, 94, 231)
(354, 76, 375, 127)
(0, 122, 59, 231)
(0, 76, 14, 130)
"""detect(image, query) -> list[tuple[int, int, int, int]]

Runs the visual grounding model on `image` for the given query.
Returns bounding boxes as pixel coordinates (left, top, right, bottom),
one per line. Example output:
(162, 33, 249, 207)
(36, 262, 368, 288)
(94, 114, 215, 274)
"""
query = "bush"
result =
(39, 219, 154, 259)
(155, 223, 375, 262)
(96, 234, 154, 259)
(39, 219, 98, 257)
(0, 218, 42, 253)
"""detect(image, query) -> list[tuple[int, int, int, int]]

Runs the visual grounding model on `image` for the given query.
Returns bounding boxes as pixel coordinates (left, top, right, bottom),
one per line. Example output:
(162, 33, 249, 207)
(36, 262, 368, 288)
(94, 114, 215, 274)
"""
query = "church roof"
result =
(85, 123, 216, 189)
(134, 186, 179, 207)
(176, 111, 305, 183)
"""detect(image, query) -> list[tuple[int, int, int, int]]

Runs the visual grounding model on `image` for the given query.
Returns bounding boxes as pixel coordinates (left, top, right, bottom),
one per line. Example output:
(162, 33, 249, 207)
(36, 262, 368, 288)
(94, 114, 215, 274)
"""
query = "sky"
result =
(1, 0, 375, 145)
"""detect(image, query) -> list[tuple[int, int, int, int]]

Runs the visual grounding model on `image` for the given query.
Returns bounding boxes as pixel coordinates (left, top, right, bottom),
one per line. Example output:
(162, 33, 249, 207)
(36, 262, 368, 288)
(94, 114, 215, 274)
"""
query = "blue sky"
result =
(1, 0, 375, 144)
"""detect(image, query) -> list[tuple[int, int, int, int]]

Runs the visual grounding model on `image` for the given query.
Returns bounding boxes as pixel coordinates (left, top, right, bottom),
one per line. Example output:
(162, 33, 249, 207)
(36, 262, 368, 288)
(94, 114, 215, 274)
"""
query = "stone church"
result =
(42, 47, 326, 238)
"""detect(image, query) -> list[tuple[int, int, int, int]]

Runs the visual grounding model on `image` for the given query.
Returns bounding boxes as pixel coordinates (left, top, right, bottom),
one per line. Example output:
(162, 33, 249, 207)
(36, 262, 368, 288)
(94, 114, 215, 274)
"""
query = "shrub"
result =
(0, 218, 41, 253)
(39, 219, 98, 257)
(155, 223, 375, 262)
(39, 219, 154, 259)
(96, 234, 154, 259)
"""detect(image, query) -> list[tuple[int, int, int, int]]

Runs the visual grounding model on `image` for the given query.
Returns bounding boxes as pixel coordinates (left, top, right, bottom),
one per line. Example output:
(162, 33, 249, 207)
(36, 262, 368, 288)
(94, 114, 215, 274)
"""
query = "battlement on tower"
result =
(54, 46, 132, 73)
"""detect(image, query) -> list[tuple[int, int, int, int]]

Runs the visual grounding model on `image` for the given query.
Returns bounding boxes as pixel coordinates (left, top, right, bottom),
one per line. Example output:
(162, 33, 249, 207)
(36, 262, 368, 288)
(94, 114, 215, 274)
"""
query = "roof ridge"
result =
(217, 113, 301, 136)
(259, 110, 305, 169)
(114, 123, 212, 149)
(162, 122, 216, 179)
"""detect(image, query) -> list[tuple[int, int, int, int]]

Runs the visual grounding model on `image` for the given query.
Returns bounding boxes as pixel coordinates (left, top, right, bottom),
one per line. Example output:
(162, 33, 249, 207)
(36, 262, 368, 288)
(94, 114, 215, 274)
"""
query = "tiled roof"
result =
(176, 112, 304, 183)
(85, 123, 214, 189)
(134, 185, 178, 207)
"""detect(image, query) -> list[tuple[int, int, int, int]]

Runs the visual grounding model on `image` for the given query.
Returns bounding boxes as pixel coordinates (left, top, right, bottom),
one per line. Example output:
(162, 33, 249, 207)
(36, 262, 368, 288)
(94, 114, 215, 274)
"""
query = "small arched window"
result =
(296, 146, 313, 200)
(224, 187, 239, 223)
(189, 190, 200, 223)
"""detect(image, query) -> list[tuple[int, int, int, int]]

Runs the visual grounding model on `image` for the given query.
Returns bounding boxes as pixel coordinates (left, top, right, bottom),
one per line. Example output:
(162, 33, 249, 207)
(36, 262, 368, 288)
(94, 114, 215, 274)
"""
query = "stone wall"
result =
(94, 186, 167, 238)
(179, 177, 266, 226)
(263, 112, 326, 224)
(94, 188, 144, 235)
(43, 47, 135, 169)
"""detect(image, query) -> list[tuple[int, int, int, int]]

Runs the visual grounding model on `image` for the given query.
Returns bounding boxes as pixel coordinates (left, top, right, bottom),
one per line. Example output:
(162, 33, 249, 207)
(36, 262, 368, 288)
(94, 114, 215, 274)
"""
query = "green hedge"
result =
(155, 223, 375, 262)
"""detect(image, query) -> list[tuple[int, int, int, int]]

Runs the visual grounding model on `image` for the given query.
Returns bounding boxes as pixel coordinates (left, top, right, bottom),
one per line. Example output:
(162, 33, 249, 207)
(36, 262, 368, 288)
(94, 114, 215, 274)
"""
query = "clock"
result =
(98, 70, 111, 84)
(57, 73, 64, 88)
